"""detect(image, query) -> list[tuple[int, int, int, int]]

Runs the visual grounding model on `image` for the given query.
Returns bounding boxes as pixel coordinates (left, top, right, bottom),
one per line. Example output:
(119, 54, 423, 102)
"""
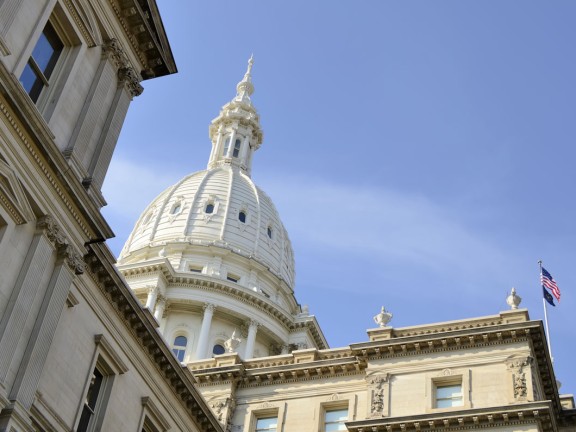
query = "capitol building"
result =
(0, 0, 574, 431)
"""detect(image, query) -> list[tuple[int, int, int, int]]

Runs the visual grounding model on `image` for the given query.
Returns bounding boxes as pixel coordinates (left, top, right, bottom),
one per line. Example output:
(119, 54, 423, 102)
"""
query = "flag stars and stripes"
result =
(541, 267, 561, 302)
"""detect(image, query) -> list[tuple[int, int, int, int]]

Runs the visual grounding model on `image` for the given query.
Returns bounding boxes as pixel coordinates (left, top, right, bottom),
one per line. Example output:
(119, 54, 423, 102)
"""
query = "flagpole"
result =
(539, 260, 553, 362)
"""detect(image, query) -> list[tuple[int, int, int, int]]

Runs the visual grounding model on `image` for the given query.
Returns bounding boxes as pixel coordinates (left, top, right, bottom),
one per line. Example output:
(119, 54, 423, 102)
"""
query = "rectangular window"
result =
(435, 383, 463, 408)
(227, 274, 239, 283)
(189, 265, 203, 273)
(255, 417, 278, 432)
(77, 367, 104, 432)
(324, 408, 348, 432)
(20, 21, 63, 103)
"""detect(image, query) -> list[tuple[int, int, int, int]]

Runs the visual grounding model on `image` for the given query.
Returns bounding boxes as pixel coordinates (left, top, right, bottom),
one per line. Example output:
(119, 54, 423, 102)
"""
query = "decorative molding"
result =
(37, 215, 85, 274)
(0, 99, 93, 239)
(94, 334, 129, 374)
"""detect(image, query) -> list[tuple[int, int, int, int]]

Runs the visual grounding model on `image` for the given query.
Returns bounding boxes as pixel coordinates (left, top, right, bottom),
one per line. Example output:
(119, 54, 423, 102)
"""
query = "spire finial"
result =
(236, 55, 255, 101)
(246, 54, 254, 76)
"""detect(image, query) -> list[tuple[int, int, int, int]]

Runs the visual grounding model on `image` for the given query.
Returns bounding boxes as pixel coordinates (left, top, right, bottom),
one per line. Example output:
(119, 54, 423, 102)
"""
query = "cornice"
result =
(107, 0, 176, 79)
(346, 401, 556, 432)
(351, 324, 535, 360)
(191, 355, 365, 388)
(84, 243, 223, 432)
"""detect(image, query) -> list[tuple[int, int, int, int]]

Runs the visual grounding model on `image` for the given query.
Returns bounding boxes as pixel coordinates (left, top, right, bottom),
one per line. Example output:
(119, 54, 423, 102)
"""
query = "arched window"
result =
(212, 344, 225, 355)
(222, 137, 231, 157)
(205, 202, 214, 214)
(172, 335, 187, 362)
(232, 139, 241, 158)
(238, 211, 246, 223)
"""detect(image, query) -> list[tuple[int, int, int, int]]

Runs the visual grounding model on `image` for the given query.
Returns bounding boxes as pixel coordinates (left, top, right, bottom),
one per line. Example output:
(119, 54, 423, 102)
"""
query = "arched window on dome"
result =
(171, 202, 182, 215)
(267, 226, 273, 239)
(172, 335, 187, 362)
(205, 202, 214, 214)
(212, 343, 225, 356)
(232, 138, 241, 158)
(222, 136, 231, 157)
(238, 211, 246, 223)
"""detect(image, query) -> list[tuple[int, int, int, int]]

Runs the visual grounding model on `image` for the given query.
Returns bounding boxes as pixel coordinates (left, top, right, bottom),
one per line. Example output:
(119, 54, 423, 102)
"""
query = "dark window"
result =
(189, 266, 202, 273)
(232, 139, 241, 157)
(267, 226, 273, 239)
(212, 344, 225, 355)
(227, 275, 239, 283)
(77, 368, 104, 432)
(205, 203, 214, 214)
(239, 211, 246, 223)
(20, 21, 63, 102)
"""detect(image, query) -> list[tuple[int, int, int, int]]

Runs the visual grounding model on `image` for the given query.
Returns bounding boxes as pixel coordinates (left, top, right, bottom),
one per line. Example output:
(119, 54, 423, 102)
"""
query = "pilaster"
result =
(0, 0, 23, 55)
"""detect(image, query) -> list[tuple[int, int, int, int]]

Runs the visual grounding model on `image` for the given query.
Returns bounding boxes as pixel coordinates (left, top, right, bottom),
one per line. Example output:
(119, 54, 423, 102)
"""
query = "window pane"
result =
(20, 63, 38, 93)
(239, 211, 246, 223)
(174, 336, 187, 347)
(205, 203, 214, 213)
(437, 385, 461, 399)
(325, 409, 347, 422)
(325, 424, 347, 432)
(256, 417, 277, 431)
(213, 344, 225, 355)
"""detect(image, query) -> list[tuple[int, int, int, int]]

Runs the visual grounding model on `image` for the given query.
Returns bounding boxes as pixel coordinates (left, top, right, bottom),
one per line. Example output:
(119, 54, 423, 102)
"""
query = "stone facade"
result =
(0, 1, 220, 431)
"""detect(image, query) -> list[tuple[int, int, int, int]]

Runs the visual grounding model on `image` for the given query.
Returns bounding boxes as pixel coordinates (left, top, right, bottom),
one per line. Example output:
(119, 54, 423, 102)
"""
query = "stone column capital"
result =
(203, 303, 216, 313)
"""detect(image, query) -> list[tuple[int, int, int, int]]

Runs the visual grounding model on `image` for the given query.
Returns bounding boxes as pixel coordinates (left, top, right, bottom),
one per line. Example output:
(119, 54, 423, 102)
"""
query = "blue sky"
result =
(103, 2, 576, 396)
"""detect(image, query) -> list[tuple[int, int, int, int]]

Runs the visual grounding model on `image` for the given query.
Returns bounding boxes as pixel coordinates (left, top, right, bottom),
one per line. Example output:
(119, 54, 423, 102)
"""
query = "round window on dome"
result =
(205, 202, 214, 214)
(238, 211, 246, 223)
(212, 344, 225, 355)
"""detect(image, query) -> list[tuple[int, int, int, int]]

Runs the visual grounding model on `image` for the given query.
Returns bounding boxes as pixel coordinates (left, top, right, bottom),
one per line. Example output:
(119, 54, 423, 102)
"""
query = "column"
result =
(9, 248, 79, 408)
(65, 42, 117, 170)
(0, 220, 55, 384)
(153, 295, 166, 321)
(193, 303, 215, 360)
(243, 320, 259, 359)
(145, 286, 158, 310)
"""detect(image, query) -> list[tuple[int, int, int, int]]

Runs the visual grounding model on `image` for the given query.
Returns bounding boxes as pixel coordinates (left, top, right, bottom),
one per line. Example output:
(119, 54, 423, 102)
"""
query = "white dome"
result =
(118, 165, 295, 289)
(117, 58, 328, 360)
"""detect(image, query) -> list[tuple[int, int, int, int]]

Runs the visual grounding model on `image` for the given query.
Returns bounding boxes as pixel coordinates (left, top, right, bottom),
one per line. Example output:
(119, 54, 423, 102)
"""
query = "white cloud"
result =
(260, 174, 510, 285)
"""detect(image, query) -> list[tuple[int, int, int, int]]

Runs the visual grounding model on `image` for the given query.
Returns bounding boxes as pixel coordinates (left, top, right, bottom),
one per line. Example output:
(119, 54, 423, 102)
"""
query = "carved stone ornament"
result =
(507, 356, 532, 401)
(224, 330, 241, 353)
(118, 67, 144, 97)
(102, 38, 127, 69)
(506, 287, 522, 310)
(366, 374, 389, 417)
(513, 373, 527, 399)
(374, 306, 393, 327)
(37, 216, 84, 274)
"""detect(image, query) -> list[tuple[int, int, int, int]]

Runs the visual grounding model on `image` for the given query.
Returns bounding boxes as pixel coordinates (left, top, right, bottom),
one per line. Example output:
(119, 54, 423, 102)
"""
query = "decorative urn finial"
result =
(224, 330, 242, 353)
(373, 306, 393, 328)
(506, 287, 522, 310)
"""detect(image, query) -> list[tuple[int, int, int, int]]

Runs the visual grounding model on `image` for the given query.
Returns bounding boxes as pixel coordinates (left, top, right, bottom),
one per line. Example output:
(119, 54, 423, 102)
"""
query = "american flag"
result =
(541, 267, 561, 301)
